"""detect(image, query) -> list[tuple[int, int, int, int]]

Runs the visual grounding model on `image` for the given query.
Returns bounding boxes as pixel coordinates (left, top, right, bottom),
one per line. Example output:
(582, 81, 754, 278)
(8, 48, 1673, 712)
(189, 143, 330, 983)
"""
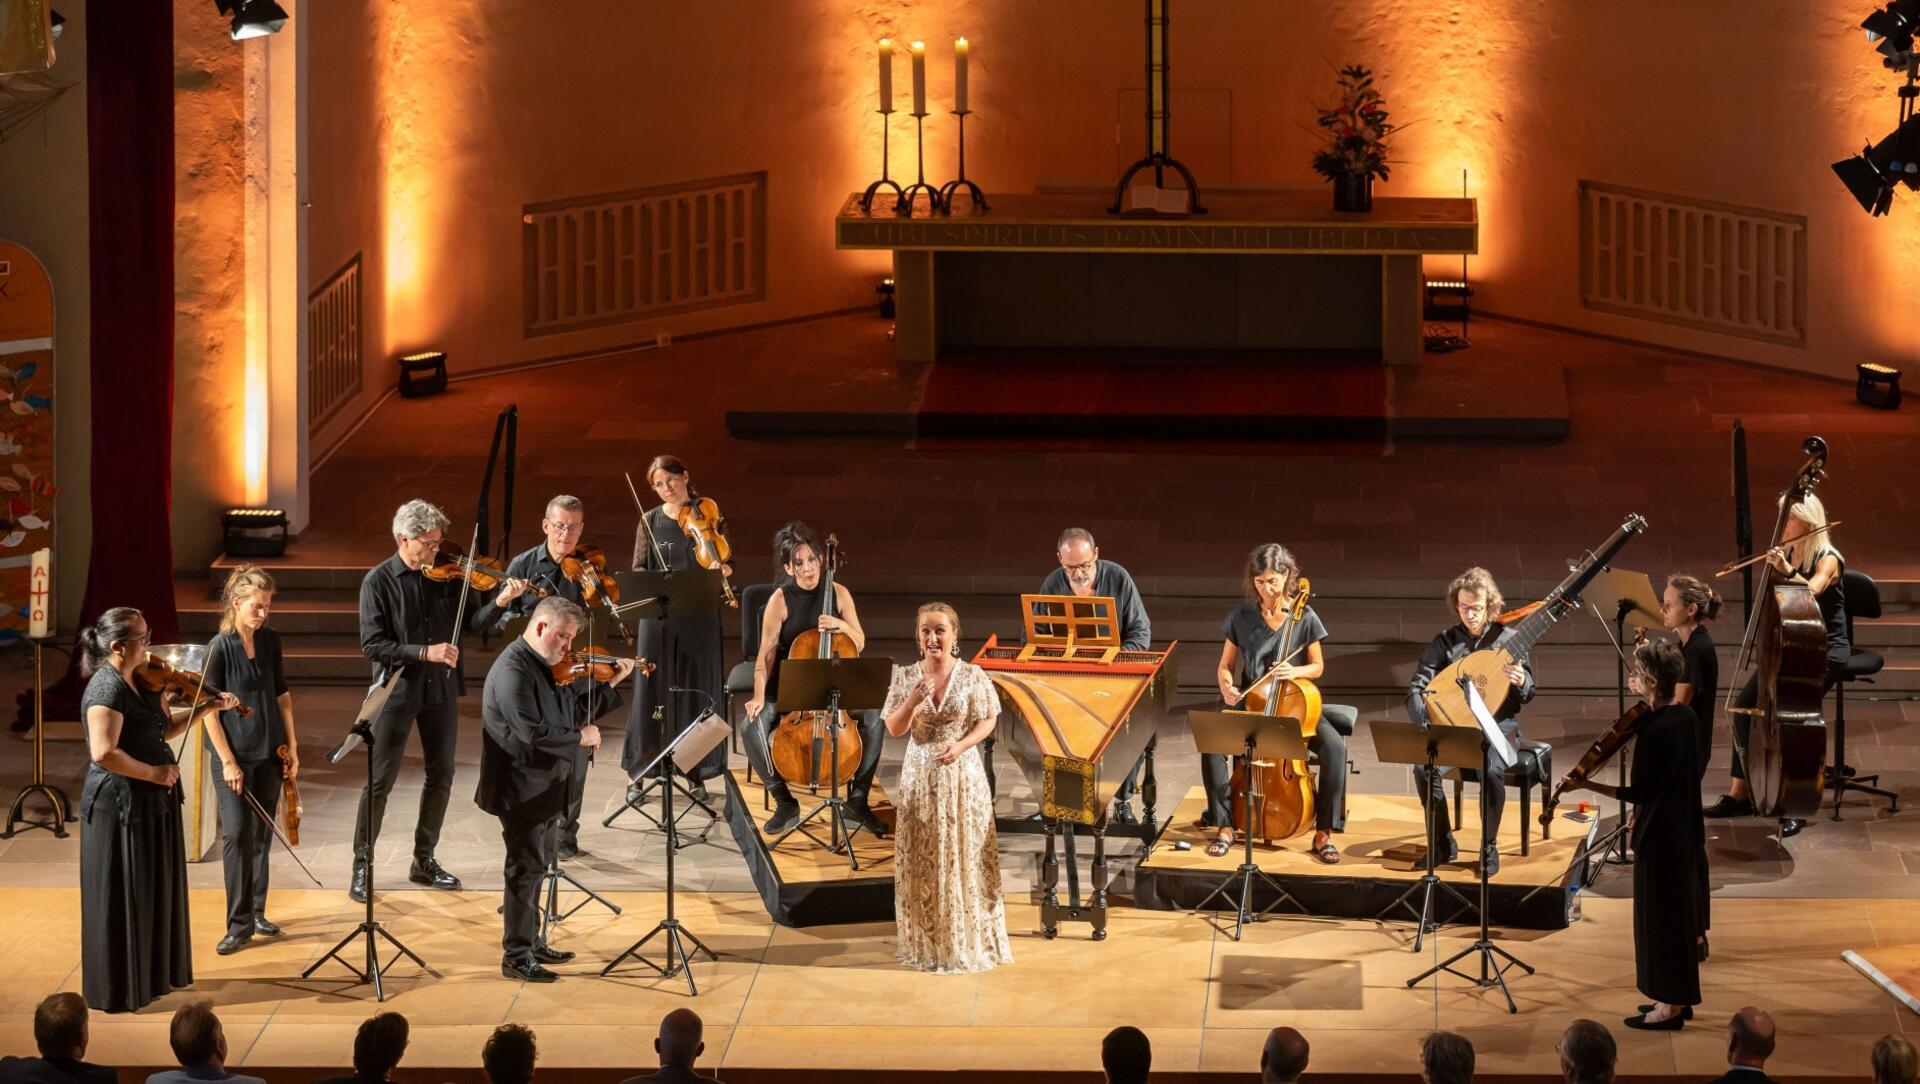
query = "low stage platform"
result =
(724, 770, 897, 927)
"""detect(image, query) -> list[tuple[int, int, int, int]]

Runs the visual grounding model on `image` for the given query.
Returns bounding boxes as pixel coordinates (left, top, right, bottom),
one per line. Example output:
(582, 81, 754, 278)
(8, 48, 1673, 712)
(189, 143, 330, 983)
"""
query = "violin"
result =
(1726, 436, 1831, 818)
(1230, 576, 1322, 843)
(136, 656, 254, 718)
(1539, 628, 1650, 827)
(551, 645, 656, 686)
(560, 544, 620, 606)
(673, 497, 740, 608)
(277, 743, 302, 846)
(770, 535, 862, 791)
(424, 540, 546, 597)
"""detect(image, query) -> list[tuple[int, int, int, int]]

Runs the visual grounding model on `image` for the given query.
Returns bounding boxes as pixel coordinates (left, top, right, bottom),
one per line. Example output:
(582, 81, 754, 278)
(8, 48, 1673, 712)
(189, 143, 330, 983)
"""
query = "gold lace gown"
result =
(884, 660, 1013, 974)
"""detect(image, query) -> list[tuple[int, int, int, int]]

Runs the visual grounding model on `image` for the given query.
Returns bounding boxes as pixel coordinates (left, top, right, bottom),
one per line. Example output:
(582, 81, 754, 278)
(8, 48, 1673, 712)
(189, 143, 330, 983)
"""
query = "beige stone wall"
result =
(0, 7, 90, 628)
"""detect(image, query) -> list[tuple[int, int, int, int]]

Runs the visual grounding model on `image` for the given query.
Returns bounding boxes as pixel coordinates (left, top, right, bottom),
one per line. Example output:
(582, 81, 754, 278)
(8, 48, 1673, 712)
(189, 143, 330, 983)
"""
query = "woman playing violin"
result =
(1705, 493, 1845, 840)
(1559, 638, 1704, 1031)
(78, 607, 239, 1013)
(1211, 544, 1348, 864)
(200, 565, 298, 956)
(621, 456, 730, 800)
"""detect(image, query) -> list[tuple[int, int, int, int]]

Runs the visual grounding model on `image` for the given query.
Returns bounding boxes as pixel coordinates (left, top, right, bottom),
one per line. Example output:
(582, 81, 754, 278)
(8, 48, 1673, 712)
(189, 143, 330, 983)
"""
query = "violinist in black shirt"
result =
(352, 499, 514, 903)
(1406, 567, 1535, 876)
(478, 596, 635, 982)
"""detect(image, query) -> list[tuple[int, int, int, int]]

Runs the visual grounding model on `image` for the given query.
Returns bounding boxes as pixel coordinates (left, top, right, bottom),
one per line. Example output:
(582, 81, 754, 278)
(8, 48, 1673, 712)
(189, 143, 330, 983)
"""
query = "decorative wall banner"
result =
(0, 242, 57, 647)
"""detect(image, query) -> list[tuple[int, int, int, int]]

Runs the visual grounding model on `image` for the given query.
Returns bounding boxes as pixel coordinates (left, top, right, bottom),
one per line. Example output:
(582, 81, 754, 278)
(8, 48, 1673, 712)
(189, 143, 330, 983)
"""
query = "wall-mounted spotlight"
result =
(1833, 112, 1920, 215)
(214, 0, 288, 40)
(1865, 0, 1920, 66)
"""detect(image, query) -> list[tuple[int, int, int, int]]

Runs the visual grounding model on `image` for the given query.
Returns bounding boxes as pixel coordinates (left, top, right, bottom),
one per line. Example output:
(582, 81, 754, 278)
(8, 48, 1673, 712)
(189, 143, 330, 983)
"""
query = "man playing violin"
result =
(352, 499, 508, 903)
(1041, 528, 1152, 822)
(496, 494, 622, 860)
(478, 596, 636, 982)
(1406, 567, 1535, 876)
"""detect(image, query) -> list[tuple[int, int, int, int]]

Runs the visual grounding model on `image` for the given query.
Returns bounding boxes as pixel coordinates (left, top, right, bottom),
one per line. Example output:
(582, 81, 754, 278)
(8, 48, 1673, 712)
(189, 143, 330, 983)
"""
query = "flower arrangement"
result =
(1311, 65, 1395, 182)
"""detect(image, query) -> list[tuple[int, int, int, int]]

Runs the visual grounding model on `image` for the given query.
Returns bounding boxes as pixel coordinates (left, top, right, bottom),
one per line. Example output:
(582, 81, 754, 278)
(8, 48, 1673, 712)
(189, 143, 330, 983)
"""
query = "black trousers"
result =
(353, 697, 459, 867)
(498, 811, 554, 965)
(1414, 721, 1520, 848)
(744, 703, 883, 805)
(559, 746, 588, 848)
(213, 758, 283, 935)
(1201, 726, 1349, 834)
(1728, 667, 1843, 781)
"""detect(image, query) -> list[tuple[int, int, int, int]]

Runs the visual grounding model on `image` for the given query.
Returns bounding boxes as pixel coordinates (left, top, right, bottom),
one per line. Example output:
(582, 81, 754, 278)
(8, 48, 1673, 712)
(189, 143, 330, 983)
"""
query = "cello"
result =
(769, 535, 862, 791)
(1231, 576, 1323, 843)
(1726, 436, 1831, 818)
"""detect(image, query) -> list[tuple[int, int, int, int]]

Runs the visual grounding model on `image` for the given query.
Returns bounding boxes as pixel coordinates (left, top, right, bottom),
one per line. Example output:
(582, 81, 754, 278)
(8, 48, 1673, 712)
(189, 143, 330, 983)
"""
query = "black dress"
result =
(623, 506, 727, 781)
(79, 666, 193, 1012)
(204, 628, 289, 938)
(1679, 626, 1718, 934)
(1619, 702, 1705, 1006)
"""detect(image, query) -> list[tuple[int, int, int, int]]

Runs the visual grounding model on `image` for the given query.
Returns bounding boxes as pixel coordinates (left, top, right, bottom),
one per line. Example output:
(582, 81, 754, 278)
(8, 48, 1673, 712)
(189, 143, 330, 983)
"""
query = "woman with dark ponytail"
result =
(1660, 572, 1722, 961)
(78, 607, 236, 1012)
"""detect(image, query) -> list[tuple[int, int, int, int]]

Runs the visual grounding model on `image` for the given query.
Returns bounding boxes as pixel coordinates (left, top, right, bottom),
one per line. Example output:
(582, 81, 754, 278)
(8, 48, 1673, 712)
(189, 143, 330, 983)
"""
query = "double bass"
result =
(1727, 436, 1831, 818)
(1231, 576, 1323, 843)
(769, 535, 862, 790)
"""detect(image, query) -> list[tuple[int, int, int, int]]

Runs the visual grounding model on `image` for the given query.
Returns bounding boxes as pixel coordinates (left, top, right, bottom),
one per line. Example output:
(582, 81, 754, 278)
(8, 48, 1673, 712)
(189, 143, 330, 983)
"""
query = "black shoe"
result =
(763, 798, 802, 836)
(1779, 817, 1806, 839)
(502, 959, 559, 983)
(1638, 1004, 1695, 1019)
(843, 800, 886, 836)
(1480, 844, 1501, 877)
(557, 840, 582, 861)
(532, 945, 575, 964)
(1430, 834, 1459, 865)
(1111, 802, 1139, 826)
(409, 857, 462, 890)
(1704, 794, 1754, 818)
(216, 931, 252, 956)
(252, 916, 282, 937)
(348, 866, 369, 904)
(626, 783, 645, 807)
(1623, 1011, 1686, 1031)
(688, 778, 711, 803)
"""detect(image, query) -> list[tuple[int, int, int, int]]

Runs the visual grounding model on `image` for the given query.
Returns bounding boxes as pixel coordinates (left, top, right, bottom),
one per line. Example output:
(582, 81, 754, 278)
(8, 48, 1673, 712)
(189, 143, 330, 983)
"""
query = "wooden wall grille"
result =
(306, 254, 362, 429)
(522, 171, 766, 337)
(1579, 181, 1806, 345)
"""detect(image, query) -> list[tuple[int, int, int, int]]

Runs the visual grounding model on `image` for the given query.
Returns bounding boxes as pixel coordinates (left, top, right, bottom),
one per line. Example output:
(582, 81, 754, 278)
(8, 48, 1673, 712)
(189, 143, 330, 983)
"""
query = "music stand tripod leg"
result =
(769, 691, 862, 872)
(1404, 787, 1532, 1012)
(1194, 744, 1304, 940)
(602, 730, 719, 992)
(1377, 743, 1476, 949)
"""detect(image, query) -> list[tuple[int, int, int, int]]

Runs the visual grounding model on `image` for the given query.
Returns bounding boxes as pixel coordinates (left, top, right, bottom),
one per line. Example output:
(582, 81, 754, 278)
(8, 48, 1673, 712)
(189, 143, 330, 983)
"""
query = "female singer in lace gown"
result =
(881, 603, 1012, 974)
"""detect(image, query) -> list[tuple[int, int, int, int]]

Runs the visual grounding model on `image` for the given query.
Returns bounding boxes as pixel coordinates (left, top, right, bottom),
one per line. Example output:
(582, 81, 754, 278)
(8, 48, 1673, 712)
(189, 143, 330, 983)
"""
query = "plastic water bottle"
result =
(1566, 886, 1583, 924)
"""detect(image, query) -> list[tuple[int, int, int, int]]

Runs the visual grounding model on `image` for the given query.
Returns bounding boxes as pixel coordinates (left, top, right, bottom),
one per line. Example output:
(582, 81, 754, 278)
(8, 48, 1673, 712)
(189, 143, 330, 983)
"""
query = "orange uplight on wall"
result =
(242, 345, 267, 505)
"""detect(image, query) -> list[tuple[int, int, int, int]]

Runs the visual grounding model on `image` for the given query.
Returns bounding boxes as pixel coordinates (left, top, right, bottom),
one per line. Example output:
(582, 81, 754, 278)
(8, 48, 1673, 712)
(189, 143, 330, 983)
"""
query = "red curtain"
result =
(78, 0, 179, 644)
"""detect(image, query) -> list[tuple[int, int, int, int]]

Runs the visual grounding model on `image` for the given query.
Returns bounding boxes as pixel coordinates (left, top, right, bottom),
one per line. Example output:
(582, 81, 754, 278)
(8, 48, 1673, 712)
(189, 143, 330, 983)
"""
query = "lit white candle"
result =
(878, 39, 893, 114)
(28, 547, 49, 639)
(954, 37, 969, 114)
(911, 40, 926, 115)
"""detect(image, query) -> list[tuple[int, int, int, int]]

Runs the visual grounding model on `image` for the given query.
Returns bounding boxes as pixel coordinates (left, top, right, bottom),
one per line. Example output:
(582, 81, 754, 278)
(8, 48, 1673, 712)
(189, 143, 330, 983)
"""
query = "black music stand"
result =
(602, 708, 731, 993)
(602, 569, 724, 847)
(771, 656, 892, 871)
(1187, 709, 1309, 939)
(1371, 720, 1484, 951)
(304, 671, 430, 1001)
(1585, 567, 1663, 868)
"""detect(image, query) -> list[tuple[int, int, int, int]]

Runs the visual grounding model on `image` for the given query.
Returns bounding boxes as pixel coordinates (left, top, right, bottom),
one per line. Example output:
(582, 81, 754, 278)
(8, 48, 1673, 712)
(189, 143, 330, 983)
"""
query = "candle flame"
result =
(911, 40, 924, 51)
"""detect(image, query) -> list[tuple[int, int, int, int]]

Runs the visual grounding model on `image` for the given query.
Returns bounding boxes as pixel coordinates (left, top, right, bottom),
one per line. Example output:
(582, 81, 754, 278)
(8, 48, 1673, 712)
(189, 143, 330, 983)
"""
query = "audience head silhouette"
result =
(1557, 1019, 1615, 1084)
(1261, 1027, 1309, 1084)
(1102, 1026, 1151, 1084)
(482, 1024, 537, 1084)
(33, 993, 89, 1060)
(1874, 1035, 1918, 1084)
(655, 1010, 705, 1068)
(1727, 1007, 1776, 1069)
(353, 1012, 410, 1081)
(168, 1001, 226, 1070)
(1421, 1031, 1475, 1084)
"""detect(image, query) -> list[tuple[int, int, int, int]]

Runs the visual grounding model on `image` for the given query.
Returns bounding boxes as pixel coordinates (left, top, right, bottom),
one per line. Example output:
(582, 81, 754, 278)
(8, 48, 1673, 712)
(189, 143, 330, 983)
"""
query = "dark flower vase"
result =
(1333, 172, 1373, 213)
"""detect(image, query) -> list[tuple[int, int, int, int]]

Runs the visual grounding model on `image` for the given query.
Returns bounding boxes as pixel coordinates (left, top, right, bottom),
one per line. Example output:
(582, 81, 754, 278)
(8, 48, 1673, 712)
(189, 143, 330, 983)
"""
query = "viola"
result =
(560, 544, 620, 606)
(1727, 436, 1831, 818)
(277, 743, 302, 846)
(770, 534, 862, 790)
(1231, 576, 1321, 843)
(135, 656, 253, 718)
(424, 540, 546, 597)
(673, 497, 740, 608)
(551, 645, 656, 686)
(1540, 700, 1649, 828)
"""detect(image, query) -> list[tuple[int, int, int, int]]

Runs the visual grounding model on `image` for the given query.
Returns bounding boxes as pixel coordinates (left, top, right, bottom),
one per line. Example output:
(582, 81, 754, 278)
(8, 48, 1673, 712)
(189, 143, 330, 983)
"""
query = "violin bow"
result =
(240, 788, 324, 887)
(446, 522, 482, 670)
(168, 638, 218, 769)
(1714, 520, 1840, 578)
(625, 471, 670, 571)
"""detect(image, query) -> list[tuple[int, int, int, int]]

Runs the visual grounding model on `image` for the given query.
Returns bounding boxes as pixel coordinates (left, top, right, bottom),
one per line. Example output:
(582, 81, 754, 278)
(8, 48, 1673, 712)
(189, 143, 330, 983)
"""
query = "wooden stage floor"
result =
(1, 887, 1915, 1079)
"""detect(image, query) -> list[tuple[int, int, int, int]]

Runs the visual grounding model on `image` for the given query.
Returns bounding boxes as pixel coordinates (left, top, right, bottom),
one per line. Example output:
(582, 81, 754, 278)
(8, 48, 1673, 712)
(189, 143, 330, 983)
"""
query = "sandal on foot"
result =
(1312, 841, 1341, 864)
(1206, 836, 1233, 858)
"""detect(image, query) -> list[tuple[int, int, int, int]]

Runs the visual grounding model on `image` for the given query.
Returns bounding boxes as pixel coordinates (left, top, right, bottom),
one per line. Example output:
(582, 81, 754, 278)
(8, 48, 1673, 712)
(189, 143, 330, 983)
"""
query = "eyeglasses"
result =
(1064, 560, 1098, 575)
(547, 521, 583, 535)
(409, 535, 444, 548)
(1457, 604, 1488, 617)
